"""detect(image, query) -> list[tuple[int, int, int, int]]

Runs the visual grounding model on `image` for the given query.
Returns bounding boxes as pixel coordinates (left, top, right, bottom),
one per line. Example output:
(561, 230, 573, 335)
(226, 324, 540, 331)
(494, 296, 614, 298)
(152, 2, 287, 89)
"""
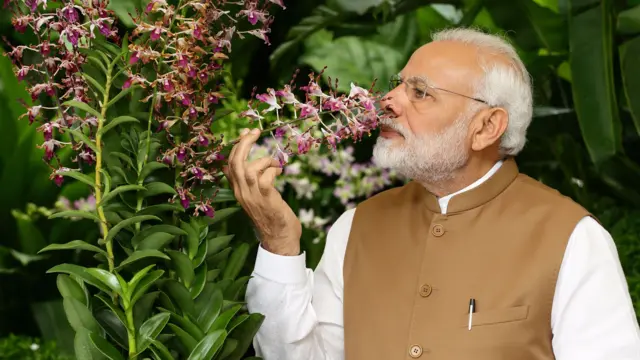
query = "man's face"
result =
(372, 40, 486, 183)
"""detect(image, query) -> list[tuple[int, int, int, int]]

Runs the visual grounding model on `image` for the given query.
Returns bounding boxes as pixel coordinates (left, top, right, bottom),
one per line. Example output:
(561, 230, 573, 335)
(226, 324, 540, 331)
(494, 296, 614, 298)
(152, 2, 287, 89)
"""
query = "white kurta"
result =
(246, 161, 640, 360)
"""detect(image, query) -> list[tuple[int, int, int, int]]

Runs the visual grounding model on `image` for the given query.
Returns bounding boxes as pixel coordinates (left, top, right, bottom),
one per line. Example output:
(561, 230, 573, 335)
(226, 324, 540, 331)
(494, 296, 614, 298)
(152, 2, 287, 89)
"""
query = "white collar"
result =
(438, 160, 504, 214)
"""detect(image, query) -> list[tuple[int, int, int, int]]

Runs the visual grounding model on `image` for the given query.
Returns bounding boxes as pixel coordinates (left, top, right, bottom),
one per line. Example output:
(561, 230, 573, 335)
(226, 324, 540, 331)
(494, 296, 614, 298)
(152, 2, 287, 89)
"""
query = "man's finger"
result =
(246, 157, 281, 186)
(258, 166, 283, 194)
(230, 128, 261, 174)
(227, 128, 248, 175)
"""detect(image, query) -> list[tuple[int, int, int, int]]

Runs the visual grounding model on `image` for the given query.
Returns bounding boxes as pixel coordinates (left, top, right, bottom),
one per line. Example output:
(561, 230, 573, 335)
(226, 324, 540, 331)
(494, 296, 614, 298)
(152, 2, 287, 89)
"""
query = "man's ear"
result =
(470, 107, 508, 151)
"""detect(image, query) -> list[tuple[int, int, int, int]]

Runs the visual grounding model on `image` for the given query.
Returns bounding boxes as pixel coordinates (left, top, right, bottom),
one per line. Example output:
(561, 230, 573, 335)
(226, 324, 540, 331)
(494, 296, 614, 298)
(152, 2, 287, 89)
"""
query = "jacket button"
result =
(409, 344, 423, 358)
(432, 224, 444, 237)
(419, 284, 432, 297)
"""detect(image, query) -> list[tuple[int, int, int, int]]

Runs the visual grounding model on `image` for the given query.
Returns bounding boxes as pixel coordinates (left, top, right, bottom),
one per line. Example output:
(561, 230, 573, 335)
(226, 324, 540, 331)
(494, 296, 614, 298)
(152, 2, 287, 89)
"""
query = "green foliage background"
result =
(0, 0, 639, 357)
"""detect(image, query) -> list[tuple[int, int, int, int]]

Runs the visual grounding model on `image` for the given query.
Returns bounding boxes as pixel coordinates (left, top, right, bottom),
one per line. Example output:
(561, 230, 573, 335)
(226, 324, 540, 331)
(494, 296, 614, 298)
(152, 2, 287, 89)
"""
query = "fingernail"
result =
(240, 128, 249, 136)
(251, 128, 260, 135)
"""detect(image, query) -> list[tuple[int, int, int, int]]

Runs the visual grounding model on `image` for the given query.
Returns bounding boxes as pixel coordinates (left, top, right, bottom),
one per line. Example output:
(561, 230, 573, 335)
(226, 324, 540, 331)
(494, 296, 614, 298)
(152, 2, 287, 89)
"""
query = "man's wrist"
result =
(261, 238, 300, 256)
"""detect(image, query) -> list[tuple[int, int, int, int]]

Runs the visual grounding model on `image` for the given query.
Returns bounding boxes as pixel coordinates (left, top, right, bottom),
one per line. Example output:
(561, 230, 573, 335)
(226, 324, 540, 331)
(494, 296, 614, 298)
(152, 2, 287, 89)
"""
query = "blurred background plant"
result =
(1, 0, 639, 356)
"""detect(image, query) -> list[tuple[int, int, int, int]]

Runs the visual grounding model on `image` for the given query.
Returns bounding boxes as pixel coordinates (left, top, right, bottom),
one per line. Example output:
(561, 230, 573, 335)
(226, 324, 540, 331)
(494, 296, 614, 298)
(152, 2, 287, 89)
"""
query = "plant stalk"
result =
(126, 307, 137, 360)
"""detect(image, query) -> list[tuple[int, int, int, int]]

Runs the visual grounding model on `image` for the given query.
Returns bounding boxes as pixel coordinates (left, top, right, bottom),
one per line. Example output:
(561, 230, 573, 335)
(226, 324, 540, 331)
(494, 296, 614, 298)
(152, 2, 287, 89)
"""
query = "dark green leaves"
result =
(223, 243, 249, 281)
(89, 331, 125, 360)
(617, 5, 640, 34)
(167, 250, 195, 288)
(187, 330, 227, 360)
(164, 280, 196, 318)
(106, 215, 160, 243)
(117, 250, 170, 270)
(137, 232, 175, 251)
(56, 170, 97, 188)
(100, 184, 146, 206)
(85, 268, 122, 294)
(137, 313, 170, 353)
(48, 264, 113, 294)
(620, 36, 640, 136)
(40, 240, 107, 256)
(63, 100, 103, 120)
(49, 210, 101, 223)
(131, 225, 187, 248)
(57, 274, 87, 306)
(63, 297, 101, 334)
(99, 116, 140, 136)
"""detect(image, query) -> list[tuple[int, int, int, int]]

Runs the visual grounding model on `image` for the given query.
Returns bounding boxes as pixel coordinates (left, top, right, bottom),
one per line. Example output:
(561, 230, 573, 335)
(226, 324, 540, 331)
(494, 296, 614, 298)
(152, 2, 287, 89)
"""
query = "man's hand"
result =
(223, 128, 302, 256)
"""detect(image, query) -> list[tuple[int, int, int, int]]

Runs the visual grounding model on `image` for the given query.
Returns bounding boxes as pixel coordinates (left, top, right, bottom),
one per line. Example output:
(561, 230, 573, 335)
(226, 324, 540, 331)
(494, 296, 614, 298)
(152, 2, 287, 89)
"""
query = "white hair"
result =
(431, 28, 533, 156)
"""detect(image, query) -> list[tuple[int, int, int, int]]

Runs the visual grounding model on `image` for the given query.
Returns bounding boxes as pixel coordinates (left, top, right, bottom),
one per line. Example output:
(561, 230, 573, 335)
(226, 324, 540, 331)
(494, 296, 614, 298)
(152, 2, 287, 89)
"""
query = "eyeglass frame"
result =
(388, 74, 489, 105)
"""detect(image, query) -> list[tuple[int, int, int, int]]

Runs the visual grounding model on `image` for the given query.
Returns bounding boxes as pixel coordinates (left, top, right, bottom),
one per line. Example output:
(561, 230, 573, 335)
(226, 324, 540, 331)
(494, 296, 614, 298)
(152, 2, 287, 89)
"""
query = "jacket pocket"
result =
(460, 305, 529, 327)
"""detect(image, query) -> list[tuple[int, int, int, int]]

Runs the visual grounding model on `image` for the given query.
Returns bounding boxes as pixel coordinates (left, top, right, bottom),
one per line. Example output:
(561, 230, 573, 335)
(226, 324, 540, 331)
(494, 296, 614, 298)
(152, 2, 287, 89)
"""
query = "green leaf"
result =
(106, 85, 138, 108)
(190, 263, 207, 299)
(67, 127, 99, 154)
(100, 116, 140, 136)
(207, 247, 232, 269)
(95, 309, 129, 350)
(223, 243, 249, 281)
(164, 280, 196, 318)
(196, 208, 240, 227)
(333, 0, 384, 14)
(48, 264, 112, 294)
(109, 151, 134, 168)
(180, 221, 200, 260)
(128, 264, 156, 295)
(88, 56, 108, 74)
(106, 215, 160, 243)
(82, 73, 106, 95)
(85, 268, 122, 294)
(57, 274, 87, 306)
(130, 270, 164, 307)
(197, 288, 223, 333)
(57, 170, 96, 188)
(134, 292, 159, 329)
(132, 225, 187, 248)
(218, 338, 238, 359)
(163, 308, 205, 340)
(139, 161, 168, 181)
(107, 0, 140, 28)
(227, 314, 250, 334)
(137, 232, 175, 251)
(207, 269, 221, 282)
(224, 313, 265, 360)
(620, 36, 640, 137)
(210, 188, 235, 203)
(63, 297, 101, 333)
(150, 340, 174, 360)
(209, 304, 241, 333)
(117, 250, 170, 270)
(49, 210, 101, 223)
(40, 240, 107, 256)
(137, 313, 170, 353)
(192, 240, 208, 268)
(187, 330, 227, 360)
(136, 203, 185, 216)
(617, 5, 640, 34)
(89, 331, 125, 360)
(74, 328, 107, 360)
(100, 185, 146, 206)
(95, 294, 127, 328)
(167, 250, 196, 288)
(224, 276, 250, 301)
(207, 235, 235, 256)
(141, 182, 177, 197)
(167, 323, 198, 353)
(63, 100, 103, 120)
(569, 2, 621, 164)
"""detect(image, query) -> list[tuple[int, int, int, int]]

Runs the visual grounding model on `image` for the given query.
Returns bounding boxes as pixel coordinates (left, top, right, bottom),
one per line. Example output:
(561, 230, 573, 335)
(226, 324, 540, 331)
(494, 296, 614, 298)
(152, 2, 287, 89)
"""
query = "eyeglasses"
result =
(388, 74, 488, 104)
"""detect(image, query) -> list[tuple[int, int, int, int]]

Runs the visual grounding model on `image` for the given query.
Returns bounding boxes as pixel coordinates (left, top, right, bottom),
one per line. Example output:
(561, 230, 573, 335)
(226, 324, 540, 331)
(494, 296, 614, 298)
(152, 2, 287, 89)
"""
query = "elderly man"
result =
(224, 28, 640, 359)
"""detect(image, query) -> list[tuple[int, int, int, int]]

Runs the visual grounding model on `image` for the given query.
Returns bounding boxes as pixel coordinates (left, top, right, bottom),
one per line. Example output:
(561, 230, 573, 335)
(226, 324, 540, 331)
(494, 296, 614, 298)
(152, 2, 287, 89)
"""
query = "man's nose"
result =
(380, 93, 401, 118)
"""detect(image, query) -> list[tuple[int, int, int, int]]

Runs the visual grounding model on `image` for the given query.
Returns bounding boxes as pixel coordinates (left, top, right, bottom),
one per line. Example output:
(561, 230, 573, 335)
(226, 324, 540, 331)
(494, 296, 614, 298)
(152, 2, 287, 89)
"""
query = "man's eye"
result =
(413, 88, 427, 98)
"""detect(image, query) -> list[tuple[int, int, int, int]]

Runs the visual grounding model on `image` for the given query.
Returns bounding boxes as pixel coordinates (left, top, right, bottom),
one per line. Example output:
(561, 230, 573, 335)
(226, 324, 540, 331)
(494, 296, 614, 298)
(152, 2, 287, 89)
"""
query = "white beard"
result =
(372, 113, 471, 184)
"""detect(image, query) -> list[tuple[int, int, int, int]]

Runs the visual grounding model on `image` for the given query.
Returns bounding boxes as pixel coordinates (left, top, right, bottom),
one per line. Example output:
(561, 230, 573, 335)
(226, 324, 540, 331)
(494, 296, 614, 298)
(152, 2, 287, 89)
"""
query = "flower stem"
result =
(125, 307, 137, 360)
(135, 92, 157, 232)
(96, 59, 116, 272)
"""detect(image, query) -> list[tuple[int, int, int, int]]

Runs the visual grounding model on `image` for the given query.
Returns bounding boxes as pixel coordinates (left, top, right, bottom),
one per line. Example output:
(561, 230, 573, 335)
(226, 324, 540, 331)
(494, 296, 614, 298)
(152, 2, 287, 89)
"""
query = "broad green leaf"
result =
(206, 235, 234, 256)
(569, 2, 621, 164)
(224, 313, 265, 360)
(95, 294, 127, 327)
(209, 304, 241, 333)
(85, 268, 122, 294)
(150, 340, 174, 360)
(192, 240, 208, 268)
(95, 309, 129, 350)
(67, 127, 99, 154)
(139, 162, 168, 181)
(106, 85, 138, 108)
(133, 292, 159, 329)
(107, 0, 140, 27)
(89, 331, 125, 360)
(136, 203, 185, 216)
(11, 210, 47, 254)
(63, 100, 103, 120)
(137, 232, 175, 251)
(223, 243, 249, 281)
(57, 170, 96, 188)
(333, 0, 384, 14)
(617, 5, 640, 34)
(207, 247, 232, 269)
(48, 264, 112, 294)
(74, 328, 107, 360)
(207, 269, 221, 282)
(210, 188, 235, 203)
(163, 308, 205, 340)
(167, 323, 197, 354)
(88, 56, 108, 74)
(227, 314, 250, 334)
(164, 280, 196, 318)
(197, 288, 223, 333)
(190, 263, 207, 299)
(141, 182, 177, 197)
(187, 330, 227, 360)
(101, 168, 112, 194)
(196, 207, 240, 227)
(131, 225, 187, 248)
(40, 240, 107, 256)
(224, 276, 250, 301)
(218, 338, 238, 359)
(82, 73, 106, 95)
(57, 274, 87, 306)
(106, 215, 160, 243)
(63, 297, 101, 333)
(109, 151, 134, 168)
(130, 270, 164, 307)
(49, 210, 101, 223)
(180, 221, 200, 260)
(620, 36, 640, 137)
(127, 264, 155, 296)
(137, 313, 170, 353)
(7, 248, 45, 266)
(100, 185, 146, 206)
(167, 250, 195, 288)
(100, 116, 140, 136)
(116, 250, 170, 270)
